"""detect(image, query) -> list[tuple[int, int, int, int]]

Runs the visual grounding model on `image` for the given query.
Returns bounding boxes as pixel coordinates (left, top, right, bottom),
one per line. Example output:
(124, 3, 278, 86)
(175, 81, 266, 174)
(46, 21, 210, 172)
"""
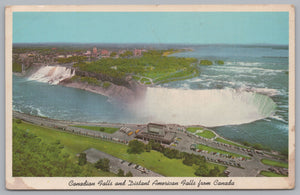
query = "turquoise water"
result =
(13, 44, 289, 151)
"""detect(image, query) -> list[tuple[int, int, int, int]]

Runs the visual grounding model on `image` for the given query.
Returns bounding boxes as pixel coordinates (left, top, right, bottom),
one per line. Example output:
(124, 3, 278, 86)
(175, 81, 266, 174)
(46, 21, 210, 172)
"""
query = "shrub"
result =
(125, 171, 133, 177)
(78, 153, 87, 166)
(117, 169, 124, 177)
(95, 158, 110, 172)
(200, 60, 213, 65)
(127, 140, 145, 154)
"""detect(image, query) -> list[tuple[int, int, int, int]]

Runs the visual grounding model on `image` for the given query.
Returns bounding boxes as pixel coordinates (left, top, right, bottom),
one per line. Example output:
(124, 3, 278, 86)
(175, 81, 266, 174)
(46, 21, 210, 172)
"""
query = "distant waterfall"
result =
(132, 87, 277, 127)
(28, 65, 75, 85)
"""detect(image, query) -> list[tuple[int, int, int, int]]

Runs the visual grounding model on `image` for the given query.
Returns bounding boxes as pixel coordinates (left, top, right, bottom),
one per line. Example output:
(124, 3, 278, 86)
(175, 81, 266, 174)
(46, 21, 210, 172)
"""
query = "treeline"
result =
(127, 140, 225, 177)
(74, 55, 198, 80)
(242, 141, 271, 152)
(13, 47, 86, 55)
(56, 56, 88, 64)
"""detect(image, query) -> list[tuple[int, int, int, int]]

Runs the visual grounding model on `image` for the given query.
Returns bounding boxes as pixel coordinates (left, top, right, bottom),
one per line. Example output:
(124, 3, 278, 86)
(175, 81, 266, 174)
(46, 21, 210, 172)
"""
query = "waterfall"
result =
(28, 65, 75, 85)
(132, 87, 276, 127)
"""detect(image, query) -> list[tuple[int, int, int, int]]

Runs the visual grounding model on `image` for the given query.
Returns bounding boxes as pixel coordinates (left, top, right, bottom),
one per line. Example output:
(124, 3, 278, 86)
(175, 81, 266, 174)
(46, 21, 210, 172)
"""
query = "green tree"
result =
(95, 158, 110, 172)
(195, 164, 209, 177)
(125, 171, 133, 177)
(209, 166, 220, 177)
(78, 153, 87, 166)
(117, 169, 124, 177)
(127, 140, 145, 154)
(145, 144, 152, 152)
(110, 52, 117, 57)
(99, 127, 105, 132)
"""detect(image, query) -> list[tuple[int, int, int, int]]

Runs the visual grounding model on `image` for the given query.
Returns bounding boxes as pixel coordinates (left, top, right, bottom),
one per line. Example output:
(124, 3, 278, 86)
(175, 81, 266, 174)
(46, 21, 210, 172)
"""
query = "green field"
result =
(197, 144, 251, 159)
(261, 159, 288, 168)
(186, 127, 216, 139)
(71, 125, 119, 134)
(186, 127, 204, 133)
(14, 120, 226, 177)
(215, 138, 249, 149)
(196, 130, 216, 139)
(260, 171, 288, 177)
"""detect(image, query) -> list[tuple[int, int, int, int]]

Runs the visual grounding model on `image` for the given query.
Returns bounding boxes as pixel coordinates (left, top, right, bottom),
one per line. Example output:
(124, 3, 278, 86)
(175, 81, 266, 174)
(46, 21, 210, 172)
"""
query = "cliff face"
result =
(59, 72, 146, 103)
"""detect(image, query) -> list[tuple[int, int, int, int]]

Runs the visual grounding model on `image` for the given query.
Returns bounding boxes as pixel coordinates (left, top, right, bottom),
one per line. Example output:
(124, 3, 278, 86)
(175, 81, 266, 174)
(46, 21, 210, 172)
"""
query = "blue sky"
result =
(13, 12, 289, 45)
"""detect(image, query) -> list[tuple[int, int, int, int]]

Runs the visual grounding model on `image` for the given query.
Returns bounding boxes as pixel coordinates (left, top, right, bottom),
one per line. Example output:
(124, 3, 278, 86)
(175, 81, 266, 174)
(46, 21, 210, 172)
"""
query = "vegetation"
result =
(125, 171, 133, 177)
(102, 81, 111, 89)
(117, 169, 125, 177)
(196, 130, 216, 139)
(95, 158, 110, 172)
(13, 62, 22, 72)
(78, 153, 87, 166)
(259, 171, 288, 177)
(127, 140, 145, 154)
(162, 49, 184, 56)
(119, 50, 133, 58)
(56, 56, 88, 64)
(71, 125, 118, 134)
(186, 127, 203, 133)
(70, 76, 112, 89)
(146, 140, 227, 176)
(74, 51, 199, 84)
(242, 141, 271, 151)
(200, 60, 213, 65)
(186, 127, 216, 139)
(261, 159, 288, 168)
(197, 144, 251, 159)
(13, 120, 226, 177)
(13, 125, 115, 177)
(216, 60, 224, 65)
(195, 164, 222, 177)
(110, 52, 117, 57)
(215, 138, 249, 149)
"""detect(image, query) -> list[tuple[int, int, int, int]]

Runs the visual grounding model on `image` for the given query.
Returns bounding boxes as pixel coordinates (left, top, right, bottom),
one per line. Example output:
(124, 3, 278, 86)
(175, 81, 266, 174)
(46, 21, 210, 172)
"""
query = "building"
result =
(101, 49, 109, 56)
(135, 123, 176, 144)
(92, 47, 98, 57)
(134, 49, 142, 56)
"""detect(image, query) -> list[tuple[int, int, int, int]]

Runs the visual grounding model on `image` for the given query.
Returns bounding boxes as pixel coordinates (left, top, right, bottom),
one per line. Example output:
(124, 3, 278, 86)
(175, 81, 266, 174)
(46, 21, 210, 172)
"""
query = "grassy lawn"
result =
(261, 159, 288, 168)
(260, 171, 288, 177)
(186, 127, 216, 139)
(215, 138, 249, 149)
(197, 144, 251, 159)
(14, 121, 226, 177)
(71, 125, 119, 134)
(186, 127, 204, 133)
(196, 130, 216, 139)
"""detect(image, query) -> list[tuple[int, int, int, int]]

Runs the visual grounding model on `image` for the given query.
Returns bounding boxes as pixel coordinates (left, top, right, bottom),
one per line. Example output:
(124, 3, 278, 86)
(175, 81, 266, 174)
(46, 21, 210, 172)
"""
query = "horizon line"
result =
(12, 42, 289, 47)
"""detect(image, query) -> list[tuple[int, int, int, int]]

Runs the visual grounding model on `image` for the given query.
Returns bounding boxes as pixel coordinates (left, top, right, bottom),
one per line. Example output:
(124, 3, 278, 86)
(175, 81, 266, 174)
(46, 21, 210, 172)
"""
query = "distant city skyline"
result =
(13, 12, 289, 45)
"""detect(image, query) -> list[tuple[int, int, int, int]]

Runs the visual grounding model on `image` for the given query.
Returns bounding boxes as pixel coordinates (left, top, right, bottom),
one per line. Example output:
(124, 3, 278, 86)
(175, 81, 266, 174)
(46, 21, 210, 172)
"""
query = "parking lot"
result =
(83, 148, 162, 177)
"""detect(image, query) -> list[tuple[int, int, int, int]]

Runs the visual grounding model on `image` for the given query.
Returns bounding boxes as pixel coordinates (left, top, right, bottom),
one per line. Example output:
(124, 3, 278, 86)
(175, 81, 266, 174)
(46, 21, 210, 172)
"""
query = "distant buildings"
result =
(92, 47, 98, 57)
(101, 49, 109, 56)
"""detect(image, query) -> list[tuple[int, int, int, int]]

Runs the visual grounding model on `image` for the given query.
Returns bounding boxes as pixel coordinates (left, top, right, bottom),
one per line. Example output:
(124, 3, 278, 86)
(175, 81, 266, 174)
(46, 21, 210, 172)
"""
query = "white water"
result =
(28, 65, 75, 84)
(132, 87, 276, 127)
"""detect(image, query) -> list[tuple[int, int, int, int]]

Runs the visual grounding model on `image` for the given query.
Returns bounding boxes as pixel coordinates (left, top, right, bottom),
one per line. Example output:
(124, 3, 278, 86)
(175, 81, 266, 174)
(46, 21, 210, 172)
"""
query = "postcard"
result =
(5, 4, 295, 190)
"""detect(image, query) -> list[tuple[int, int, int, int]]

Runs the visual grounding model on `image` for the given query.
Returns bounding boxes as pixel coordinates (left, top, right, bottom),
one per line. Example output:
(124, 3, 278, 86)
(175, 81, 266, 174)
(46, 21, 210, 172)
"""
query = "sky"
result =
(13, 12, 289, 45)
